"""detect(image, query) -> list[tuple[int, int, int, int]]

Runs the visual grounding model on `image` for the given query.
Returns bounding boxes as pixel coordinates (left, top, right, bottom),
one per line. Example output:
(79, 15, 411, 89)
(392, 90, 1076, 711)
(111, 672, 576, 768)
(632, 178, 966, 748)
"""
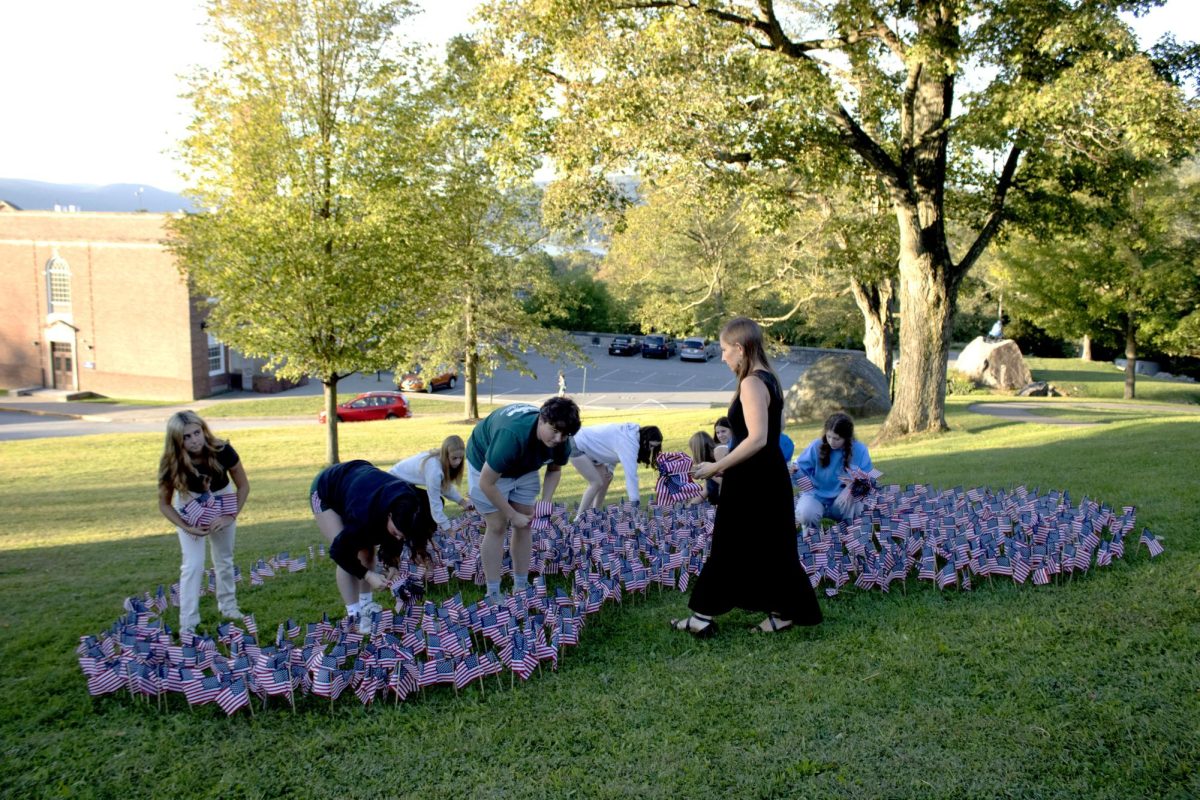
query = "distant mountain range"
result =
(0, 179, 194, 213)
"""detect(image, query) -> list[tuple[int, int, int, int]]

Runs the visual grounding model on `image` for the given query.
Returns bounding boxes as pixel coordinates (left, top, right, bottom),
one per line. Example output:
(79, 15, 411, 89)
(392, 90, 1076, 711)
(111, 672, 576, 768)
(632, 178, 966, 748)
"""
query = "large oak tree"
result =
(479, 0, 1197, 439)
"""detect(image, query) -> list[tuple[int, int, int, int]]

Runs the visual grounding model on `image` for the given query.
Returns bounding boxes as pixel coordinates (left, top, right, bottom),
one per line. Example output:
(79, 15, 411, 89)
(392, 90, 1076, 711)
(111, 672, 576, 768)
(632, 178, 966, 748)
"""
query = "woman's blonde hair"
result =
(688, 431, 718, 465)
(421, 435, 465, 491)
(158, 410, 228, 496)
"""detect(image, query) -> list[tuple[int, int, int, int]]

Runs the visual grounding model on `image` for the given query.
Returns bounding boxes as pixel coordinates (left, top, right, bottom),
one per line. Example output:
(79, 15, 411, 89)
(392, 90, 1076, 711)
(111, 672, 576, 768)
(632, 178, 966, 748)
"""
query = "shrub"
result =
(946, 369, 980, 395)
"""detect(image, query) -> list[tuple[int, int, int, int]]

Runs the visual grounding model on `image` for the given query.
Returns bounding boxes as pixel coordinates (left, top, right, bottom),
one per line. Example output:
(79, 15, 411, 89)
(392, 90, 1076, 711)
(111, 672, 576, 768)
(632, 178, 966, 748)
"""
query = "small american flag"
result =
(216, 677, 250, 715)
(1139, 528, 1164, 557)
(185, 675, 224, 706)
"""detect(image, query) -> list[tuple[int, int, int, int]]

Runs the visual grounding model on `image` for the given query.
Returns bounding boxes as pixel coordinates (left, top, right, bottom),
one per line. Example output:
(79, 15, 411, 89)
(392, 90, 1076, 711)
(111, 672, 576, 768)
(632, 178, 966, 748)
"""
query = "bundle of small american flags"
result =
(832, 466, 883, 517)
(179, 492, 240, 528)
(80, 486, 1163, 712)
(654, 452, 704, 506)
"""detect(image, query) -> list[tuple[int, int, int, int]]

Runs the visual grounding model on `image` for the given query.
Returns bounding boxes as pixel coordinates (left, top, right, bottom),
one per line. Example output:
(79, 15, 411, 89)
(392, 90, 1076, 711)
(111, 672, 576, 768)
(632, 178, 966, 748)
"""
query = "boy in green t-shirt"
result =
(466, 398, 581, 601)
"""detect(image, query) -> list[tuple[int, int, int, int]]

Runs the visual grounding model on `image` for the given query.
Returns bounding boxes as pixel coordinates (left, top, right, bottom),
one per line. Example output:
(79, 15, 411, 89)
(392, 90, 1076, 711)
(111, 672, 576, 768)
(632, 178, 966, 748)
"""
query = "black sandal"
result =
(752, 614, 794, 634)
(670, 614, 717, 639)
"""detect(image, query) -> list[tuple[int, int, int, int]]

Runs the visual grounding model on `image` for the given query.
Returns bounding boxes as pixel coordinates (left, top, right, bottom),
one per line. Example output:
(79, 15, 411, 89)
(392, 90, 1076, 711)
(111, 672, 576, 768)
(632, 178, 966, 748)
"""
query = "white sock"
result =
(358, 592, 374, 605)
(346, 601, 362, 616)
(513, 574, 528, 593)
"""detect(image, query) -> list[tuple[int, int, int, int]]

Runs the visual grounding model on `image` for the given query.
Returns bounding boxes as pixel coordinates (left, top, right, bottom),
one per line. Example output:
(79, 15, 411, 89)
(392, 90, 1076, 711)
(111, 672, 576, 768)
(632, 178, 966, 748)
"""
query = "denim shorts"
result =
(466, 462, 540, 514)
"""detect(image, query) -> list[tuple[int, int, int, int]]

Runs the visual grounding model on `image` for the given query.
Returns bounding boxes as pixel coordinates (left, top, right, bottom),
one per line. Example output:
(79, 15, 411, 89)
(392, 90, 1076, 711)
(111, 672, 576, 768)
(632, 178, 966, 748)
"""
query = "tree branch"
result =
(957, 141, 1023, 276)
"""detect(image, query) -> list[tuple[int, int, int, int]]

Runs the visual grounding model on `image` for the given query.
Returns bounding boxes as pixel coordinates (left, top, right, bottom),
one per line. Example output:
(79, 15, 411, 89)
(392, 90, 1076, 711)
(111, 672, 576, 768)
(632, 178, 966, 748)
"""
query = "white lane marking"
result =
(629, 398, 670, 410)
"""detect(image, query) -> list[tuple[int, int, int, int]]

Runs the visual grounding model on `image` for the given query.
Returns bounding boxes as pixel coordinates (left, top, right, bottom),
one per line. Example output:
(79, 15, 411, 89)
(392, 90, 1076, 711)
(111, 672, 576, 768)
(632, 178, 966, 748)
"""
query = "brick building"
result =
(0, 210, 299, 400)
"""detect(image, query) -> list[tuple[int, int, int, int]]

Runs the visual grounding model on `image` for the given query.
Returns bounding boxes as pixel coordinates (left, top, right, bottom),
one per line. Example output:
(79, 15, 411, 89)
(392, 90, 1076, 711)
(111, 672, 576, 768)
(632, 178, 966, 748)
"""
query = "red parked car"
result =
(318, 391, 411, 423)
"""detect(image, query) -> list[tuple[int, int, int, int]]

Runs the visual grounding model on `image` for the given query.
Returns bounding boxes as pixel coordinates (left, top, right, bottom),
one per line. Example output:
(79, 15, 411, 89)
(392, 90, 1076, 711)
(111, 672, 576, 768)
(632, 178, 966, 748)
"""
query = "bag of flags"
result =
(832, 466, 882, 517)
(654, 452, 704, 506)
(179, 492, 239, 528)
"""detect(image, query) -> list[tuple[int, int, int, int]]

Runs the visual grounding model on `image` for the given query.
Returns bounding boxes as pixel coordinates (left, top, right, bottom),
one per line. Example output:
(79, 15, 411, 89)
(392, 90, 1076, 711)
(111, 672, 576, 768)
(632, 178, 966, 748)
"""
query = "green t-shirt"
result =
(466, 403, 572, 477)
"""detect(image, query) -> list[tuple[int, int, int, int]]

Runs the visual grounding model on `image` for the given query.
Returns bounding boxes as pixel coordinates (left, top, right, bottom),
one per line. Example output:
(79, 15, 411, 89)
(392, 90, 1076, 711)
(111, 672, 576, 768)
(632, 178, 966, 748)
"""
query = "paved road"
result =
(0, 347, 811, 440)
(967, 400, 1200, 426)
(0, 411, 317, 440)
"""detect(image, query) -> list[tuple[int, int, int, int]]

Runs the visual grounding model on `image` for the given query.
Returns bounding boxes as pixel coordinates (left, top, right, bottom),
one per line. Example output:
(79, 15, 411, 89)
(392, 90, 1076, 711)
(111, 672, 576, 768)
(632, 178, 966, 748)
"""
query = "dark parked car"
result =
(679, 337, 718, 362)
(318, 391, 411, 423)
(608, 336, 641, 356)
(641, 334, 677, 359)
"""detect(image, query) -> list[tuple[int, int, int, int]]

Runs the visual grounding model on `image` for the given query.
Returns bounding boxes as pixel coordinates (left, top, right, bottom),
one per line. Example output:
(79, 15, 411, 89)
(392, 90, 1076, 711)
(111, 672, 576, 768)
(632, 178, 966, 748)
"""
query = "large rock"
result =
(956, 336, 1032, 390)
(785, 355, 891, 422)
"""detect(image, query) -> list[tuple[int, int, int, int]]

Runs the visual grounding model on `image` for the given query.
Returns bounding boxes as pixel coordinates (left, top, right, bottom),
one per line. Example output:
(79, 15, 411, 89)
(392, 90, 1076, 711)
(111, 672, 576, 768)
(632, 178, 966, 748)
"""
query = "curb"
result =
(0, 405, 88, 420)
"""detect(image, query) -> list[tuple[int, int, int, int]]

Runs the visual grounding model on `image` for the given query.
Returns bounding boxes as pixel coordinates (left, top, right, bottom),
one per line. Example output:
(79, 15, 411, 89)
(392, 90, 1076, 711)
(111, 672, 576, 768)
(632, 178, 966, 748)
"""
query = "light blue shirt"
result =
(793, 438, 873, 503)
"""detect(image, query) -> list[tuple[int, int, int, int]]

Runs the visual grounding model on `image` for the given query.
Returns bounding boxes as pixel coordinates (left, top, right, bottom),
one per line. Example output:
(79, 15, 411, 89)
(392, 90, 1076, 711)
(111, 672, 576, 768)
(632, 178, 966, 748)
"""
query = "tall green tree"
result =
(169, 0, 433, 464)
(999, 166, 1200, 398)
(398, 37, 577, 420)
(599, 169, 845, 340)
(480, 0, 1197, 439)
(526, 251, 635, 334)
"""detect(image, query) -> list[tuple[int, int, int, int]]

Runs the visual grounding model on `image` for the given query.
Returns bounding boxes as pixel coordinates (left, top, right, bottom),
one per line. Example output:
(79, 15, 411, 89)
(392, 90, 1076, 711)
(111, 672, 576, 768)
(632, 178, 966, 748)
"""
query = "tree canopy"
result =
(479, 0, 1199, 438)
(169, 0, 435, 463)
(999, 163, 1200, 397)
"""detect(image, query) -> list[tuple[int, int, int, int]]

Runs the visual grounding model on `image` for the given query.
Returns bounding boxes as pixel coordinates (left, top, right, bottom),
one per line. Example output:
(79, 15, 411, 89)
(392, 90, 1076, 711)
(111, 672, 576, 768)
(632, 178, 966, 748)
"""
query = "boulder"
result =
(785, 355, 891, 422)
(956, 336, 1032, 390)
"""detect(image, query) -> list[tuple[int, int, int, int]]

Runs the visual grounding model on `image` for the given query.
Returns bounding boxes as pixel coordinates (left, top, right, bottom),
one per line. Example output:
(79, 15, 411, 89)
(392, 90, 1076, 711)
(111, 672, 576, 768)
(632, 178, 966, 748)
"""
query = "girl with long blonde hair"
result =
(157, 410, 249, 635)
(388, 435, 474, 531)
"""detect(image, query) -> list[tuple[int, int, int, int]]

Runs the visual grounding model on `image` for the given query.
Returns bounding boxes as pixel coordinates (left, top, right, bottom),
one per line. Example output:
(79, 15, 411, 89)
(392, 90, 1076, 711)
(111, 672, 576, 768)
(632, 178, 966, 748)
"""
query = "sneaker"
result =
(220, 607, 244, 619)
(356, 613, 373, 635)
(359, 600, 383, 617)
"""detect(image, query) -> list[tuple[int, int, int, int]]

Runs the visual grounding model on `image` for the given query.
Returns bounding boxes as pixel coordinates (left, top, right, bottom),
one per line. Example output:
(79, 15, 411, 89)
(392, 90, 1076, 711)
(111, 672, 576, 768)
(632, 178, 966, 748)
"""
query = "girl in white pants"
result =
(158, 411, 250, 635)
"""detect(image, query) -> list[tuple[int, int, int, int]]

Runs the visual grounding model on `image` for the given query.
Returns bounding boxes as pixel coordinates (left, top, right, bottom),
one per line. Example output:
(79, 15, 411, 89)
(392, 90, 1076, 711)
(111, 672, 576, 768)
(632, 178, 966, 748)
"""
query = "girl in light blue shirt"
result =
(791, 412, 873, 528)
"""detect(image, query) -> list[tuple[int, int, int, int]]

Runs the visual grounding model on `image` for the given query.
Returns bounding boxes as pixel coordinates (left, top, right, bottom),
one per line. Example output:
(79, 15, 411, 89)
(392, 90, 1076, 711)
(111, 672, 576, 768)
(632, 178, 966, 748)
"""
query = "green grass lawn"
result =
(1, 400, 1197, 799)
(1028, 357, 1200, 404)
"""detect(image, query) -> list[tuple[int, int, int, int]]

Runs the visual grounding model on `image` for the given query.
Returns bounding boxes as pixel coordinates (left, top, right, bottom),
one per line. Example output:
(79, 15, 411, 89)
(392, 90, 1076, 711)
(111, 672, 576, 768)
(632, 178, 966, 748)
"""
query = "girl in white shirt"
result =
(569, 423, 662, 521)
(388, 435, 473, 530)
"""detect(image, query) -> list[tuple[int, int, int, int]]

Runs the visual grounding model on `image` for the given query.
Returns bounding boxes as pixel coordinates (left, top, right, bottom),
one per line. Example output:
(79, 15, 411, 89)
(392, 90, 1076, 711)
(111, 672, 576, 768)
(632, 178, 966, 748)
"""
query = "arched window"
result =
(46, 257, 72, 313)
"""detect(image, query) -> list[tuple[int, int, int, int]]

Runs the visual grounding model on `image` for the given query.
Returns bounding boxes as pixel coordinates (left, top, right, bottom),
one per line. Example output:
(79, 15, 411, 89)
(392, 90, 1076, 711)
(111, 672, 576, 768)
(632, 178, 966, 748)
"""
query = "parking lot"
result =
(442, 340, 811, 410)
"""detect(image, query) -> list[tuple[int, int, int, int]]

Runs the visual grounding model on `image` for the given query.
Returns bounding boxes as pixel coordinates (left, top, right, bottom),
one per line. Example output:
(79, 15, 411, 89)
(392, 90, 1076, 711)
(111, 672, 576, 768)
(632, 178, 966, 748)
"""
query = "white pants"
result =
(175, 484, 238, 630)
(794, 492, 862, 528)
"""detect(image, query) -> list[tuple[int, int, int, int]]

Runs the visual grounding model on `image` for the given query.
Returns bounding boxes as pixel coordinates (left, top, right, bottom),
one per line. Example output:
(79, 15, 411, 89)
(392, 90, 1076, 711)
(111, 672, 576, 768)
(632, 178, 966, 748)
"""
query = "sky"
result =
(0, 0, 485, 192)
(0, 0, 1190, 194)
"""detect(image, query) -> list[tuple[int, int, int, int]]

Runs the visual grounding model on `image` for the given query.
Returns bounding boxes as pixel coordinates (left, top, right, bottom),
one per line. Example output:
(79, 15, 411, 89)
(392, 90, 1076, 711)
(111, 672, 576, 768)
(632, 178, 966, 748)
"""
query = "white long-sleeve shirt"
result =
(570, 422, 643, 504)
(388, 452, 464, 529)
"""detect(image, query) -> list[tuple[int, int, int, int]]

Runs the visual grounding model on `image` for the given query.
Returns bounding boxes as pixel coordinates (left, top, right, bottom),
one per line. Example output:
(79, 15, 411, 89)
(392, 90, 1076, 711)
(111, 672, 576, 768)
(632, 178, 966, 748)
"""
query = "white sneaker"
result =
(220, 607, 243, 619)
(359, 600, 383, 617)
(357, 614, 373, 635)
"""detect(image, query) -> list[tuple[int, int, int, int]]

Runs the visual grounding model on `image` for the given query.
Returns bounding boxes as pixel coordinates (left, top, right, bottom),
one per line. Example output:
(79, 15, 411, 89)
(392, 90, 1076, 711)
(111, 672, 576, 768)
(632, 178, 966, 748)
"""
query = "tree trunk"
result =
(463, 297, 479, 420)
(323, 377, 340, 465)
(1124, 318, 1137, 400)
(876, 209, 956, 442)
(1080, 334, 1092, 361)
(850, 275, 895, 391)
(465, 351, 479, 420)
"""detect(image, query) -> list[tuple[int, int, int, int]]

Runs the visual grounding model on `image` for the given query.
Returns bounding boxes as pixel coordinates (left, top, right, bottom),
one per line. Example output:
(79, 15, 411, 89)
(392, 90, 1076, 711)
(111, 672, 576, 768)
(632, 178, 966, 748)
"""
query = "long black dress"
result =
(688, 369, 822, 624)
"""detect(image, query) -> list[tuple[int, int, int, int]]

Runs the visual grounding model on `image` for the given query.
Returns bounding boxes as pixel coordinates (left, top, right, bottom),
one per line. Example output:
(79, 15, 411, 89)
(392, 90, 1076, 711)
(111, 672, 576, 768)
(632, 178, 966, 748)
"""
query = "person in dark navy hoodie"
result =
(309, 460, 435, 630)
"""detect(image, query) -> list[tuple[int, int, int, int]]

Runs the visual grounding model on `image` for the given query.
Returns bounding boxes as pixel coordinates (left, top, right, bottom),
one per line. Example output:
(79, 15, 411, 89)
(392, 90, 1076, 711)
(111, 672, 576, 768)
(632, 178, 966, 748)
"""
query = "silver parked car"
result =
(679, 337, 718, 362)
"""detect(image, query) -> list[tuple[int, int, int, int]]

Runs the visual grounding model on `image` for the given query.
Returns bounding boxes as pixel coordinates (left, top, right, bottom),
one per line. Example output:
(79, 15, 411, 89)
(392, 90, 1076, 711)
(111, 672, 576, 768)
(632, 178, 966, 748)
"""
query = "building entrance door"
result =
(51, 342, 73, 389)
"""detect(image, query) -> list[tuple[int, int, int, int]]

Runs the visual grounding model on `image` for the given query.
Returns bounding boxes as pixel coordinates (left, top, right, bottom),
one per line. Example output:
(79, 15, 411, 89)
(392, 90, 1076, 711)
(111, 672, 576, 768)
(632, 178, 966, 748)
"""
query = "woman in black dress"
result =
(673, 317, 822, 636)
